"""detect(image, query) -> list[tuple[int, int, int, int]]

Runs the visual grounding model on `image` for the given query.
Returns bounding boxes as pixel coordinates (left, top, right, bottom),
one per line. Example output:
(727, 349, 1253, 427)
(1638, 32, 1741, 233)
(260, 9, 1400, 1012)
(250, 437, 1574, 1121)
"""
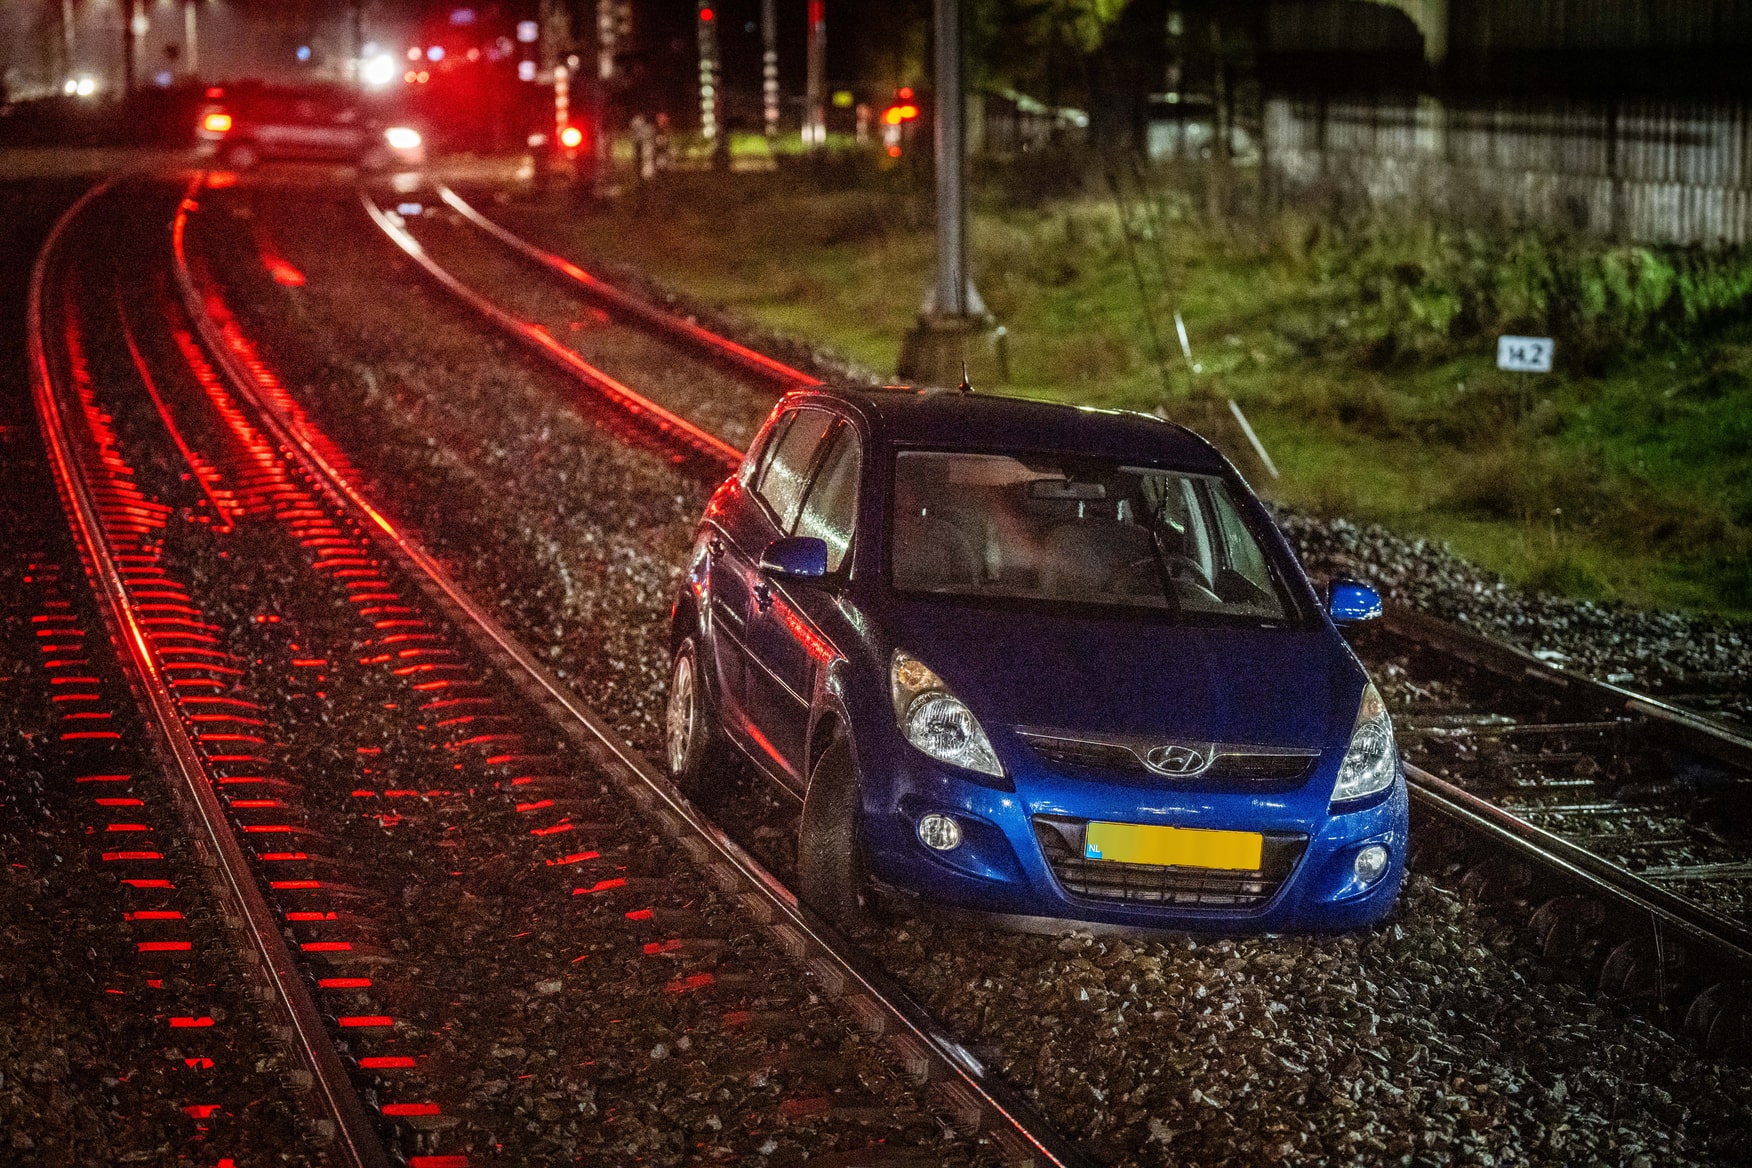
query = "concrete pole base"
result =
(897, 314, 990, 387)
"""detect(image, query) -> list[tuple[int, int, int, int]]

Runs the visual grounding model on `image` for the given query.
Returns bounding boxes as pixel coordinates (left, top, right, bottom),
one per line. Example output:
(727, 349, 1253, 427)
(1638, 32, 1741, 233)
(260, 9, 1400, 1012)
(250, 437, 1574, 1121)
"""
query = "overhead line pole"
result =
(931, 0, 969, 318)
(184, 0, 199, 77)
(762, 0, 780, 139)
(804, 0, 826, 147)
(898, 0, 990, 385)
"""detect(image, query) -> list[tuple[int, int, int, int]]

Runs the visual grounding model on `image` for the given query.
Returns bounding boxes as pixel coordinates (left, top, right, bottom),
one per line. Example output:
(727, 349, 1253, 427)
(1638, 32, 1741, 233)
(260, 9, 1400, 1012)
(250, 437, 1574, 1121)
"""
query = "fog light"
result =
(1353, 844, 1389, 884)
(917, 813, 961, 852)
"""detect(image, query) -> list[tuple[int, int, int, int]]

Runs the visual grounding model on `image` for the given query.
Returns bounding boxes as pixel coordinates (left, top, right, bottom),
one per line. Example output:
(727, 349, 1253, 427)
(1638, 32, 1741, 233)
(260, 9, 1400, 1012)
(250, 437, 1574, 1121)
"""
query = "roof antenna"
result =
(957, 360, 973, 394)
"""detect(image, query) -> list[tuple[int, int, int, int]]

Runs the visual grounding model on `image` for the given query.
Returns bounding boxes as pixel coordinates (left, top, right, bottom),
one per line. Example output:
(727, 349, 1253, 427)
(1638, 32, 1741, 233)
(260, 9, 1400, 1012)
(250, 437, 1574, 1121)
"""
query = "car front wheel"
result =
(797, 736, 872, 932)
(666, 636, 726, 796)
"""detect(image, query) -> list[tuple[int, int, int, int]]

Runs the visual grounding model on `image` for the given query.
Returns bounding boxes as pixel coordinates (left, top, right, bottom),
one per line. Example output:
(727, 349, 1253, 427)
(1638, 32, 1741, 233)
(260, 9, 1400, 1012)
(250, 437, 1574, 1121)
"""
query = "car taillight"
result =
(202, 111, 233, 134)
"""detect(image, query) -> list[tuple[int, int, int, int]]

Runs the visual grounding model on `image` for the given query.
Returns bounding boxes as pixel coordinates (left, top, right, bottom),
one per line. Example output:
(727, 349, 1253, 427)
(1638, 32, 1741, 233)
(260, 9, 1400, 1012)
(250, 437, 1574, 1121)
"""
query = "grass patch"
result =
(512, 161, 1752, 616)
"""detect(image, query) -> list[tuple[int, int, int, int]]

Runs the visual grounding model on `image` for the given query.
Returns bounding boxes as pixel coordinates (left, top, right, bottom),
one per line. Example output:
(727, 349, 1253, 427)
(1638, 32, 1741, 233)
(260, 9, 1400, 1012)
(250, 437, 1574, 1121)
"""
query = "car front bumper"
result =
(859, 746, 1409, 934)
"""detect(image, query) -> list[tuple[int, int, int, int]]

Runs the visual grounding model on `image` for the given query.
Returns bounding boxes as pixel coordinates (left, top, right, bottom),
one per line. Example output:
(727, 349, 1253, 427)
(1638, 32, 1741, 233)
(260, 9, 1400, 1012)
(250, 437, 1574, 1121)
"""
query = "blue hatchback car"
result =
(666, 385, 1407, 933)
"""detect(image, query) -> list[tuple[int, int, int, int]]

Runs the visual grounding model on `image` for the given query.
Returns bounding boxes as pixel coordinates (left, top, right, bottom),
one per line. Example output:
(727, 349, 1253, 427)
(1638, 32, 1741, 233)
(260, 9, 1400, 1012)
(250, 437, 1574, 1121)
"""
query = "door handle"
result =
(753, 582, 773, 612)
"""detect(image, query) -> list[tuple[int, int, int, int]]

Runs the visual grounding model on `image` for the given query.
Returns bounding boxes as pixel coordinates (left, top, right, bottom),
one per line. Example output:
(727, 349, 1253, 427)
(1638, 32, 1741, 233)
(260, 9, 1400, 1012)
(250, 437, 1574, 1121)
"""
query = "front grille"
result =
(1024, 736, 1147, 774)
(1033, 817, 1307, 910)
(1018, 730, 1318, 787)
(1209, 753, 1317, 782)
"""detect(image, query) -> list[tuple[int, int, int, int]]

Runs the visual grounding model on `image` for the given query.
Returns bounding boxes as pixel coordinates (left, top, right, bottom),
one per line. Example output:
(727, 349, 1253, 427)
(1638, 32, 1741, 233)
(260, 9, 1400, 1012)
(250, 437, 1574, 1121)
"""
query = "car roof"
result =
(791, 384, 1231, 474)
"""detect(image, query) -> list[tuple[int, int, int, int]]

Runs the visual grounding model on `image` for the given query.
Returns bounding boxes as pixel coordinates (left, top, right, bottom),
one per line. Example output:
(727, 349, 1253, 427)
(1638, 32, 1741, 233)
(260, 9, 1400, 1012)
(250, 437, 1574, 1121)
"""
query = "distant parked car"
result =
(667, 385, 1407, 934)
(195, 84, 424, 170)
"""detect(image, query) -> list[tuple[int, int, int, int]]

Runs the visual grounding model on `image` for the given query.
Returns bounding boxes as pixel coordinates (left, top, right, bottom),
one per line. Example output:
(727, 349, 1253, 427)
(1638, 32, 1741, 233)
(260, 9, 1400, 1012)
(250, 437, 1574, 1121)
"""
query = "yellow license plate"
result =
(1084, 821, 1263, 871)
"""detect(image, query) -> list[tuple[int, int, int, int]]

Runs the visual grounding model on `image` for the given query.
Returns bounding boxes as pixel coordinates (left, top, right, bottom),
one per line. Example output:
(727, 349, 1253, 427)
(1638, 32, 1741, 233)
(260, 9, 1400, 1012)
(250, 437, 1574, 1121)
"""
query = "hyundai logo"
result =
(1144, 743, 1213, 777)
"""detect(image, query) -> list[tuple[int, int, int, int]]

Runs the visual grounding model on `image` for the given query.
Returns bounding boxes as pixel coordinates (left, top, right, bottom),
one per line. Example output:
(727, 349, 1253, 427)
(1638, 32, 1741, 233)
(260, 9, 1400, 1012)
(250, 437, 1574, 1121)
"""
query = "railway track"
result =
(368, 180, 1752, 1054)
(28, 176, 1092, 1166)
(2, 181, 330, 1165)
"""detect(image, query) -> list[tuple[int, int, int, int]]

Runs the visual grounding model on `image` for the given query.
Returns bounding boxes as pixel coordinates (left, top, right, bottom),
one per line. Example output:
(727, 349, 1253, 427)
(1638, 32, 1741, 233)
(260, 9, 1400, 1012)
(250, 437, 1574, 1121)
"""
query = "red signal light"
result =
(559, 125, 584, 149)
(898, 87, 914, 100)
(700, 6, 715, 21)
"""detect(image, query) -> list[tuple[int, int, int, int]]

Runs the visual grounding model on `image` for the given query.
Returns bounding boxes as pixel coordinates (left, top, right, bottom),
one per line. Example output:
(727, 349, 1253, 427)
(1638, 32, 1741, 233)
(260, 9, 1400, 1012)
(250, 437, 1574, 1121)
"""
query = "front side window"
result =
(891, 450, 1291, 619)
(793, 427, 861, 572)
(755, 407, 834, 530)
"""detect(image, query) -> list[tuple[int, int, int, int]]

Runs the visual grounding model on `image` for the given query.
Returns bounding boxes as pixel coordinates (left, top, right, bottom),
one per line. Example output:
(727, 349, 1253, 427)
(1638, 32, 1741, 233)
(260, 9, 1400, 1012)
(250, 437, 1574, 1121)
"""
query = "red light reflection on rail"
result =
(666, 972, 716, 994)
(381, 1102, 440, 1117)
(572, 878, 626, 895)
(360, 1056, 416, 1069)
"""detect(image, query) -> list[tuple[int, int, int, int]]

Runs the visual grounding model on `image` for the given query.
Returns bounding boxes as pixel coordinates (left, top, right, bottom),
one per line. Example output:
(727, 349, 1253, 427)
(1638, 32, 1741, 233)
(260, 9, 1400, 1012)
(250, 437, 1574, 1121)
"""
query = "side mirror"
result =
(1328, 578, 1383, 623)
(759, 536, 829, 581)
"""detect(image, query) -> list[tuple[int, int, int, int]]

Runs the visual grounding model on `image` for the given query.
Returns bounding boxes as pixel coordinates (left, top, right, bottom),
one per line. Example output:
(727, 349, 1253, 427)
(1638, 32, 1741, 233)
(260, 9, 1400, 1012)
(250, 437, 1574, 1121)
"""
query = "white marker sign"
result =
(1497, 335, 1554, 373)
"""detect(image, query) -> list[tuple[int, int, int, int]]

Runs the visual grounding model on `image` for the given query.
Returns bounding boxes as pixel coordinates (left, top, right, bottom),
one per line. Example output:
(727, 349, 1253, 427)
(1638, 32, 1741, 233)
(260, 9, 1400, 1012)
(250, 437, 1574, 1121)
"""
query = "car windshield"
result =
(891, 450, 1292, 619)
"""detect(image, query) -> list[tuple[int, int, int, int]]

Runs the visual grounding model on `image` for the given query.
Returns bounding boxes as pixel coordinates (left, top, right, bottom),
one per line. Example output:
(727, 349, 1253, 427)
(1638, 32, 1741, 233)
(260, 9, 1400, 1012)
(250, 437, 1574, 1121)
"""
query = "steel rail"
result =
(29, 179, 392, 1168)
(179, 177, 1093, 1168)
(1406, 765, 1752, 969)
(433, 183, 822, 391)
(1384, 606, 1752, 772)
(373, 175, 1752, 991)
(356, 189, 744, 473)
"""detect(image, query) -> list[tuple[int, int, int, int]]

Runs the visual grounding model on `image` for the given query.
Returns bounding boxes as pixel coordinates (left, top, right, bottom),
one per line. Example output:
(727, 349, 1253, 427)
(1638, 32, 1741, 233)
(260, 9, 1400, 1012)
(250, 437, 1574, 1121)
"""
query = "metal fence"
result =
(1265, 93, 1752, 245)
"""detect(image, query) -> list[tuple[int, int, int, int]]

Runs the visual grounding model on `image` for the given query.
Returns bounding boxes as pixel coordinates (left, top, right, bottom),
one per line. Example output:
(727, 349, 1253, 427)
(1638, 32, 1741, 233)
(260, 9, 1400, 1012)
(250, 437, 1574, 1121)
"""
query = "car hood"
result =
(874, 599, 1365, 751)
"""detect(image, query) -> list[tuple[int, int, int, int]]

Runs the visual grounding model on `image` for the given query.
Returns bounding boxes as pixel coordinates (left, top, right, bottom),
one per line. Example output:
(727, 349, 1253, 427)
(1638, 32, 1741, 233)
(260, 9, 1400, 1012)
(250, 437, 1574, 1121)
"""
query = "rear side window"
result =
(793, 426, 861, 572)
(755, 408, 834, 530)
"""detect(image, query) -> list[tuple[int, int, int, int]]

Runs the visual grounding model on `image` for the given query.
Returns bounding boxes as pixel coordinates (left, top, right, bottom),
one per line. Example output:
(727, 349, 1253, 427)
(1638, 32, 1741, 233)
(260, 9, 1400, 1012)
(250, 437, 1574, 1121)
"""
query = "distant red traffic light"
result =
(559, 125, 584, 149)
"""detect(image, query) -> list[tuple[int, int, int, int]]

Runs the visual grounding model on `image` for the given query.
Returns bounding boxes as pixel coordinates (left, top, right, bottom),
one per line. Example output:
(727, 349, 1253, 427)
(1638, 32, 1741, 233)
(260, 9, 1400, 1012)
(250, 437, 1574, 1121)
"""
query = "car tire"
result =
(797, 737, 873, 932)
(665, 637, 728, 796)
(222, 141, 259, 170)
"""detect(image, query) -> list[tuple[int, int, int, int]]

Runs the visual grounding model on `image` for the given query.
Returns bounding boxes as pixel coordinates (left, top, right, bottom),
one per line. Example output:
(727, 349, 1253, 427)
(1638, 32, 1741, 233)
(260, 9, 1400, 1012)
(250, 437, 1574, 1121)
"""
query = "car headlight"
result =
(384, 126, 422, 150)
(890, 650, 1003, 777)
(1331, 683, 1397, 804)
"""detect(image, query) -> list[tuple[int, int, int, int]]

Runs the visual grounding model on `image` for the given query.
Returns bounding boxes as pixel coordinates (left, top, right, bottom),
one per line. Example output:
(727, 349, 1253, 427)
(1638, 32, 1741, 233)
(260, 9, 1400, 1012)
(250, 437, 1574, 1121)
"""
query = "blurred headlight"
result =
(891, 650, 1002, 777)
(1332, 683, 1397, 804)
(384, 126, 422, 150)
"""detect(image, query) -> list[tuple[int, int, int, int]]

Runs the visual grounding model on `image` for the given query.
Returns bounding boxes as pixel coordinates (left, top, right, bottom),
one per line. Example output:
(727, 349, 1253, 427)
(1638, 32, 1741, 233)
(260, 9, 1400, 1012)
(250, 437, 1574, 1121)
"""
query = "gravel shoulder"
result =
(215, 175, 1752, 1167)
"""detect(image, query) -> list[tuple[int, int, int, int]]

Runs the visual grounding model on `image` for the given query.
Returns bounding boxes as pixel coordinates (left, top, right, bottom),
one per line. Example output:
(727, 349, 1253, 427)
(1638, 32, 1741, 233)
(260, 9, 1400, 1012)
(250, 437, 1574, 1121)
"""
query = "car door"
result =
(709, 406, 836, 772)
(743, 420, 860, 782)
